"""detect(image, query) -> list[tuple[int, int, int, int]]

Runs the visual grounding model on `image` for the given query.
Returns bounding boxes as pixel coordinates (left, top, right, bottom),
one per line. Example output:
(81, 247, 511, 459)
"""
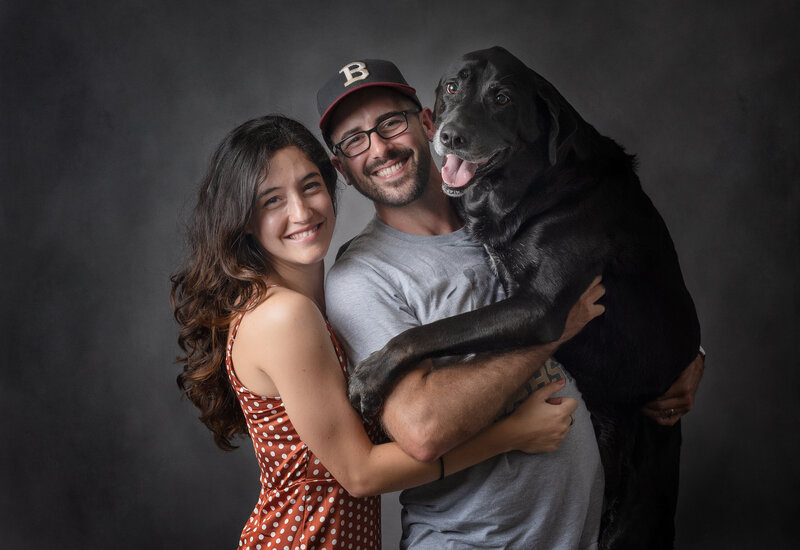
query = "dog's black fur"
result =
(347, 46, 700, 549)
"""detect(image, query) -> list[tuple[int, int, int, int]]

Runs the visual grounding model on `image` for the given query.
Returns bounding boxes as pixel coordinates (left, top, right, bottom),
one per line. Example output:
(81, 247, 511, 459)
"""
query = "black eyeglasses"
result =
(333, 109, 421, 158)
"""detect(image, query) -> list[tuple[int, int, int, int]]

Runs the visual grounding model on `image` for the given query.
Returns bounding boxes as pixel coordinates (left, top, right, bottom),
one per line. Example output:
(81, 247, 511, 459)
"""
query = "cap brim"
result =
(319, 82, 419, 132)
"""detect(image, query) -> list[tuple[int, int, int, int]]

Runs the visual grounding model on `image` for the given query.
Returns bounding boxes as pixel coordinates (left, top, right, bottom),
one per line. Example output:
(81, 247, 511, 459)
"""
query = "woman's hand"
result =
(504, 378, 578, 454)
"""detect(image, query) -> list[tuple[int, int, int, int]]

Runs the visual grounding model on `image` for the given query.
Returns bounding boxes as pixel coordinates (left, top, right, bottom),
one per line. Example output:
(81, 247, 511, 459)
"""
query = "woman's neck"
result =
(267, 261, 327, 313)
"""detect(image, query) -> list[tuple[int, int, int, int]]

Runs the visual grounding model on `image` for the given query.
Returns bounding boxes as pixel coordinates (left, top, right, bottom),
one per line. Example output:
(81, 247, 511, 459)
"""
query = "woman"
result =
(171, 115, 581, 549)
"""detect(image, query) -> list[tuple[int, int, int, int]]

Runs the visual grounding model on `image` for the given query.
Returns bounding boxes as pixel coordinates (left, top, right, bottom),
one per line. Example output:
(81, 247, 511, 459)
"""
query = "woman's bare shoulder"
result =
(237, 287, 327, 348)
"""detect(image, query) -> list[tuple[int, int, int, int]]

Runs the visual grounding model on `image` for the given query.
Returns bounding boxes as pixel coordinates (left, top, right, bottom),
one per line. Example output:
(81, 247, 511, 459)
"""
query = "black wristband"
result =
(438, 455, 445, 480)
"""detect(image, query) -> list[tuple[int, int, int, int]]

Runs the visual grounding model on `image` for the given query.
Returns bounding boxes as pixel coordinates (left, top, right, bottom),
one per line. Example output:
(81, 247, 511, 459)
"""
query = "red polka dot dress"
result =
(226, 307, 382, 550)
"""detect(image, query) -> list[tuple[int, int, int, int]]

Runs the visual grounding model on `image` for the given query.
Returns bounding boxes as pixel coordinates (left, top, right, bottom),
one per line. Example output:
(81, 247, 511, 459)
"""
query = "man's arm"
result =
(380, 277, 606, 462)
(326, 255, 603, 461)
(641, 351, 705, 426)
(381, 348, 556, 461)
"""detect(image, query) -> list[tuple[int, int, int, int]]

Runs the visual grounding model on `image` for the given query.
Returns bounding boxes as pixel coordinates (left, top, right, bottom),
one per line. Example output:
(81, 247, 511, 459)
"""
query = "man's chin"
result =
(372, 183, 426, 207)
(356, 166, 429, 207)
(364, 177, 426, 207)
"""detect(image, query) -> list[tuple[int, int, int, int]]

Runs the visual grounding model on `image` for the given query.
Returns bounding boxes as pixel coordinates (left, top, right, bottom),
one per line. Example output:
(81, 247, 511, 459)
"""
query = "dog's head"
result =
(433, 46, 590, 197)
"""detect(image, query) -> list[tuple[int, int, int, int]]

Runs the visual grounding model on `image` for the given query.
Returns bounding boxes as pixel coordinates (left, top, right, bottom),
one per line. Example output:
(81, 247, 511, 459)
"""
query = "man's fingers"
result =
(583, 275, 606, 317)
(643, 396, 690, 412)
(588, 279, 606, 301)
(642, 399, 690, 425)
(581, 276, 605, 301)
(643, 404, 688, 416)
(642, 408, 682, 427)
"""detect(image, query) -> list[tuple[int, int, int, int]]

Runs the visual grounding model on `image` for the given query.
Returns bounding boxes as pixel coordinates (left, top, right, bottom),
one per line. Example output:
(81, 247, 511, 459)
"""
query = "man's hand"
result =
(641, 352, 705, 426)
(558, 276, 606, 345)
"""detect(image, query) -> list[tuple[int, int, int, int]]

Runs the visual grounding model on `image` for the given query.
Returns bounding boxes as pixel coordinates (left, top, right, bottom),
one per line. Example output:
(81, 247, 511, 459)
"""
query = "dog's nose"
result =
(439, 124, 468, 150)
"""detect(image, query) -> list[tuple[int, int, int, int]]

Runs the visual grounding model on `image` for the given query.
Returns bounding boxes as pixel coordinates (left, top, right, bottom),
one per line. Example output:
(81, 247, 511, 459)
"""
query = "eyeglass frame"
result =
(332, 108, 422, 158)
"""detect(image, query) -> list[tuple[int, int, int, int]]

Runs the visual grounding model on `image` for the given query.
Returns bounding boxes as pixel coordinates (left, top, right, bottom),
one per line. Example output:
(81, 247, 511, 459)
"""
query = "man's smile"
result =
(374, 160, 406, 178)
(366, 149, 415, 181)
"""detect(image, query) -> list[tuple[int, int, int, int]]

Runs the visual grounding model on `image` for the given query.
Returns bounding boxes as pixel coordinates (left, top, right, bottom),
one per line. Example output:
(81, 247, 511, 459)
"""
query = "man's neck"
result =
(375, 182, 462, 236)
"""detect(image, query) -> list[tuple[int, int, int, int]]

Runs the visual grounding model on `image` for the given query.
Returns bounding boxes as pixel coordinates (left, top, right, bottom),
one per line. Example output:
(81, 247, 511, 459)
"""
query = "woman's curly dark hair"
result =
(170, 115, 338, 450)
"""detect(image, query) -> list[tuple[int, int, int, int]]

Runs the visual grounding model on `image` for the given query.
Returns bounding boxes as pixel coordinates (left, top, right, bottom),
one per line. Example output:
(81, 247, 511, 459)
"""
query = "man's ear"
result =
(420, 107, 436, 142)
(331, 155, 352, 186)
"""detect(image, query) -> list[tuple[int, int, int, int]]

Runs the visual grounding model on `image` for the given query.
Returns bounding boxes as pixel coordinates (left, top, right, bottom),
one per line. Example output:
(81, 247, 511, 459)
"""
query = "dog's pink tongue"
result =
(442, 154, 478, 188)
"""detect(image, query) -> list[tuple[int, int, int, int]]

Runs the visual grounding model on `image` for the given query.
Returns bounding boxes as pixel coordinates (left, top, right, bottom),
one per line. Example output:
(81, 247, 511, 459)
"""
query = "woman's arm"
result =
(334, 376, 575, 497)
(234, 289, 574, 497)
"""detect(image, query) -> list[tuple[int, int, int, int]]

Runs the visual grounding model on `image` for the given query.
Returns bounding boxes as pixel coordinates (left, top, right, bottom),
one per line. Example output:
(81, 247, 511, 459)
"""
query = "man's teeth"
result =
(289, 226, 318, 239)
(376, 161, 403, 177)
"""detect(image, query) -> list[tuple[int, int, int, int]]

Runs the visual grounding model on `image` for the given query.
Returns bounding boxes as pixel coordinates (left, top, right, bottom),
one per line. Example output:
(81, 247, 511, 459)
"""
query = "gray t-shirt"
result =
(325, 217, 603, 550)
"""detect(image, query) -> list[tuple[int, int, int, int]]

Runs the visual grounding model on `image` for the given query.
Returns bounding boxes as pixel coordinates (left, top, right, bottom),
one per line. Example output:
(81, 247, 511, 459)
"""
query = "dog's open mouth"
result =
(441, 150, 505, 196)
(442, 154, 484, 189)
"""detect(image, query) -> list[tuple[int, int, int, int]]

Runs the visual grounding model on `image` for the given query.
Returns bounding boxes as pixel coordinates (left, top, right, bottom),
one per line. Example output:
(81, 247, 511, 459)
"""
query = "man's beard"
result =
(344, 147, 431, 207)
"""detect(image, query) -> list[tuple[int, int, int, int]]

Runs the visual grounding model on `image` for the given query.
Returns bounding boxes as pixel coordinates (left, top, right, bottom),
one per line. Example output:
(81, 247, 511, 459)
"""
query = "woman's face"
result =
(250, 146, 335, 270)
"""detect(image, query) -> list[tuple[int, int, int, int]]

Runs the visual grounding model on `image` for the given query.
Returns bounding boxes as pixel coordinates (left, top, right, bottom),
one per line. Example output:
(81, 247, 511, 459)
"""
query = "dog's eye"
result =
(446, 82, 459, 94)
(495, 93, 510, 105)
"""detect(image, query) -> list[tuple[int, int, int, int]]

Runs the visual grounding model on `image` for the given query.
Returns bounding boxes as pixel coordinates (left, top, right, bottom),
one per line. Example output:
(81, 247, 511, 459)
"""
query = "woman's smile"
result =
(286, 222, 324, 242)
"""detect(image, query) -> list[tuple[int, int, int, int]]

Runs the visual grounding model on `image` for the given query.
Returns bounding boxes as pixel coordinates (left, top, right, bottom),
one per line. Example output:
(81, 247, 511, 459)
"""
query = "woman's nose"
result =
(288, 194, 313, 222)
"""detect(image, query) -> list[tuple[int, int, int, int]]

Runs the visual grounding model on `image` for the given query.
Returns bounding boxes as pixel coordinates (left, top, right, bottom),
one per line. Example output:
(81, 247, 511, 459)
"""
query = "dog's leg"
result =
(598, 416, 681, 550)
(348, 281, 585, 417)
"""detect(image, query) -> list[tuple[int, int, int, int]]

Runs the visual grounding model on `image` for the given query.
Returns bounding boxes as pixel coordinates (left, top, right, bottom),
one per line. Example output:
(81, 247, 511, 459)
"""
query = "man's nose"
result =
(368, 131, 392, 158)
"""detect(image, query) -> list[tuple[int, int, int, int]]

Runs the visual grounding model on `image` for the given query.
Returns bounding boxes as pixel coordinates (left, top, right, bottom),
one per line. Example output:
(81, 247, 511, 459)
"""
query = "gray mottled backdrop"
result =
(2, 1, 798, 548)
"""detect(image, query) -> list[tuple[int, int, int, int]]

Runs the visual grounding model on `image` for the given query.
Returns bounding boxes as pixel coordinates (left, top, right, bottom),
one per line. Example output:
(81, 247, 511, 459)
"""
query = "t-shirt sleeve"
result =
(325, 257, 420, 365)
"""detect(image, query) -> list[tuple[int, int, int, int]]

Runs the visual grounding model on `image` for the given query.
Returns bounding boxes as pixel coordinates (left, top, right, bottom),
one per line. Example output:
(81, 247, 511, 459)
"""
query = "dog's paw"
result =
(347, 384, 384, 420)
(347, 349, 395, 418)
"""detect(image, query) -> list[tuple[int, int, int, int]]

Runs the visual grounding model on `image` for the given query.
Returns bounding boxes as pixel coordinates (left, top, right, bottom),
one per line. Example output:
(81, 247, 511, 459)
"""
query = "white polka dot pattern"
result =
(226, 303, 382, 550)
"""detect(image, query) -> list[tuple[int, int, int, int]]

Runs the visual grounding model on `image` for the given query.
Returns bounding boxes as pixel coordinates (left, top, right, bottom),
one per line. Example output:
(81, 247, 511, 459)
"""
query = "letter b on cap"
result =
(339, 62, 369, 87)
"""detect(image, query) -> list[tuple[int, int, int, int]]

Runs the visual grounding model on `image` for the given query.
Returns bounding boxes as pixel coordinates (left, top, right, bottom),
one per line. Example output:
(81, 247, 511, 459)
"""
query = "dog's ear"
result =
(542, 93, 561, 166)
(432, 79, 444, 124)
(533, 76, 584, 166)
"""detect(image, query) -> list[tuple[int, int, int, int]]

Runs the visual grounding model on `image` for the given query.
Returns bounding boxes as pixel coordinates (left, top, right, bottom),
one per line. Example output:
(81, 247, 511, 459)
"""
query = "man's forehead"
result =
(328, 88, 416, 138)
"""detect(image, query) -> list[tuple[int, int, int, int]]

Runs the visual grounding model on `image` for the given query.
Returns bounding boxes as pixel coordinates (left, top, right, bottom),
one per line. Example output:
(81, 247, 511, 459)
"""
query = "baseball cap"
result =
(317, 59, 422, 137)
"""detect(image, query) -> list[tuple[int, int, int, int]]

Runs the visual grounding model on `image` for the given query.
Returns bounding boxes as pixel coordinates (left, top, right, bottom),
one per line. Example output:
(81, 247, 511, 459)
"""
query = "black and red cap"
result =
(317, 59, 421, 136)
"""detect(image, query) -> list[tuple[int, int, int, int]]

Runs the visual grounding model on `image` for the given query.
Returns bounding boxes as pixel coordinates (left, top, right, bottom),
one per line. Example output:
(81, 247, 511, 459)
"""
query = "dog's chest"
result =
(483, 244, 524, 296)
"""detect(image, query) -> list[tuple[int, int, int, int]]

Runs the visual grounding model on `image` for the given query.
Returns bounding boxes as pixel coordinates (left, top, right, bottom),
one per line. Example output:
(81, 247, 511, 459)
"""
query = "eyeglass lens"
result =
(338, 112, 410, 157)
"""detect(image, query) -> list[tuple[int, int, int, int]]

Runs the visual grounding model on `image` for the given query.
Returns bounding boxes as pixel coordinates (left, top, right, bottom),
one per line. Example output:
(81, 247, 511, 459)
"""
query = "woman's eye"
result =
(495, 93, 510, 105)
(304, 181, 322, 192)
(263, 196, 281, 208)
(446, 82, 459, 94)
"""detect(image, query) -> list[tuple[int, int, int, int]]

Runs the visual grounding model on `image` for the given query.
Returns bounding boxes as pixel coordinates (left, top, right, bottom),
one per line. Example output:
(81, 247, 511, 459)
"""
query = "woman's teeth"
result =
(289, 225, 319, 240)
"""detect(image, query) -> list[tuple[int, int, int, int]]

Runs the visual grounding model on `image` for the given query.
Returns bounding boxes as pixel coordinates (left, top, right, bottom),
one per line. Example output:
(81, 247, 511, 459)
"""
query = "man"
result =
(317, 59, 703, 549)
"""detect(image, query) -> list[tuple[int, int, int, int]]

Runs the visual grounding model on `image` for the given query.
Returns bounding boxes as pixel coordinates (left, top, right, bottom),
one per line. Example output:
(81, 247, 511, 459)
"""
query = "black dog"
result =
(347, 46, 700, 549)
